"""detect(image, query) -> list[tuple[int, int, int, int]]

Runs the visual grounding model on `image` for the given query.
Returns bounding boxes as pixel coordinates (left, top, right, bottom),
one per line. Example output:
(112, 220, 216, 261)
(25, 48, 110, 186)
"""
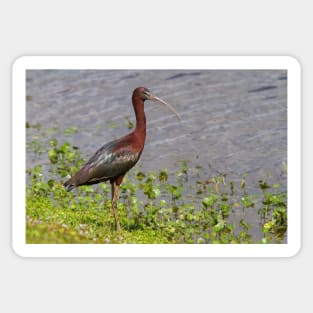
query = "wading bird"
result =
(63, 87, 180, 231)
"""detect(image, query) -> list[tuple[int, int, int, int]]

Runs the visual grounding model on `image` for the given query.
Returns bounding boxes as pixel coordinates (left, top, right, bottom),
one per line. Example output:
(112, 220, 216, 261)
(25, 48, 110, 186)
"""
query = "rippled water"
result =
(26, 69, 287, 241)
(26, 69, 287, 180)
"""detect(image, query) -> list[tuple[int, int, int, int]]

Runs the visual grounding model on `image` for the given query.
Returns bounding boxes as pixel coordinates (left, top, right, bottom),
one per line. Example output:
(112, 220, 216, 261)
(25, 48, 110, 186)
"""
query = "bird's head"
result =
(133, 87, 181, 120)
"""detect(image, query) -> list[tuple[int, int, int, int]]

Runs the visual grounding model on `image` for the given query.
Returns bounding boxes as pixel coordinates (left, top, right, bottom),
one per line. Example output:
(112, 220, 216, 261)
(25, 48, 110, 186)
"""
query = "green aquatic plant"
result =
(25, 135, 287, 244)
(63, 126, 78, 135)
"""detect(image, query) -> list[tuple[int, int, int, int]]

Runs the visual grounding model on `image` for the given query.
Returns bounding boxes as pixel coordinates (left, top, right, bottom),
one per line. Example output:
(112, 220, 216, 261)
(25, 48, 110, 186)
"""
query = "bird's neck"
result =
(133, 97, 146, 144)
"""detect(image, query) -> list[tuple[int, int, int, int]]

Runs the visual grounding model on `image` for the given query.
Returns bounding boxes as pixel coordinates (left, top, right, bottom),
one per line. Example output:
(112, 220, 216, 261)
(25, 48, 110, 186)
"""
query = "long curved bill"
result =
(148, 92, 181, 120)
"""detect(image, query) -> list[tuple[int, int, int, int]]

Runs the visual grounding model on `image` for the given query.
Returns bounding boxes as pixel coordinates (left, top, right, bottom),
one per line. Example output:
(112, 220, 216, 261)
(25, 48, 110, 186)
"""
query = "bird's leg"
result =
(111, 181, 121, 232)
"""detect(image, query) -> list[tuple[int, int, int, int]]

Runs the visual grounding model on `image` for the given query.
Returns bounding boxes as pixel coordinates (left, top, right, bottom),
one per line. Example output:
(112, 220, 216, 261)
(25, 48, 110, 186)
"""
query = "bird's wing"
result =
(64, 138, 141, 189)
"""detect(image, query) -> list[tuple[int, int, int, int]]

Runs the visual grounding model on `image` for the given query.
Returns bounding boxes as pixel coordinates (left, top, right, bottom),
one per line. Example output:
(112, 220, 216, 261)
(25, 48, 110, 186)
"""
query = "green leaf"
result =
(48, 148, 58, 164)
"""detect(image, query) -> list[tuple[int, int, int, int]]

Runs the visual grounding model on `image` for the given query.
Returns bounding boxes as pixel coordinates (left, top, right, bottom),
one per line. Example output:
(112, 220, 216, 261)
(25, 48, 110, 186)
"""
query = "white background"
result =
(1, 1, 310, 312)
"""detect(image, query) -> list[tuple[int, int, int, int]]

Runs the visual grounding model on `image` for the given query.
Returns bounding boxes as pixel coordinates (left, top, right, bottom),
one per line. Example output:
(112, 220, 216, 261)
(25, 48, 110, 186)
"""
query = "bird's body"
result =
(63, 134, 143, 190)
(64, 87, 180, 231)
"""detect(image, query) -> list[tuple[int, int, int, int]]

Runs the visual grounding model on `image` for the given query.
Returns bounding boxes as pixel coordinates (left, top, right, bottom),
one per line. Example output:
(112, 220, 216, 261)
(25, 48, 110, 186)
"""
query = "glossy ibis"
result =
(63, 87, 180, 231)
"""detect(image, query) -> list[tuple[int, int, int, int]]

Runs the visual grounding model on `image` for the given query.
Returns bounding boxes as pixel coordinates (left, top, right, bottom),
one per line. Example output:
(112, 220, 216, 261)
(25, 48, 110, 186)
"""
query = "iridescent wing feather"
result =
(64, 138, 140, 191)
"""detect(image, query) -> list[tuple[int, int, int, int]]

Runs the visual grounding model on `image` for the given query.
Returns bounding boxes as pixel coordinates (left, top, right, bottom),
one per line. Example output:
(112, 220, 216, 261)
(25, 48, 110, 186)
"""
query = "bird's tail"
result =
(63, 175, 75, 192)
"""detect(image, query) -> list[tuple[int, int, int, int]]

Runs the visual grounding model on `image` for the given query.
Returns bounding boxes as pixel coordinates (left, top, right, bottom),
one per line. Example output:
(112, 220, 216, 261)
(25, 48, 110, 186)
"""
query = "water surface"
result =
(26, 69, 287, 241)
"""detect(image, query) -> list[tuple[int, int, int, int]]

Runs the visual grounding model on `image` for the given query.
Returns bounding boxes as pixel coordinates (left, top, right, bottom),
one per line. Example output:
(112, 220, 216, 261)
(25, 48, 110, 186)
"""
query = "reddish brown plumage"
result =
(63, 86, 180, 231)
